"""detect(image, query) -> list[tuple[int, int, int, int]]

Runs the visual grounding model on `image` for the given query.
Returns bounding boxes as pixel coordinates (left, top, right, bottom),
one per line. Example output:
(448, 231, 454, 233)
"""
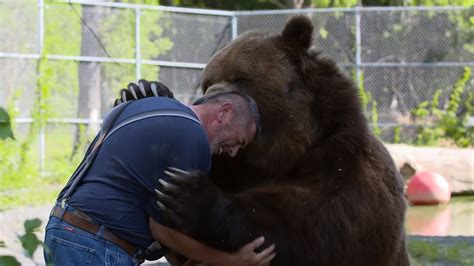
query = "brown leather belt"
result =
(51, 206, 136, 257)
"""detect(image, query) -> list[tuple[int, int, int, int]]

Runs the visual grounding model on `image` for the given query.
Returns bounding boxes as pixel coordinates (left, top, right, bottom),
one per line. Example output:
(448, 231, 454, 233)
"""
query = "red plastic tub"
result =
(406, 171, 451, 205)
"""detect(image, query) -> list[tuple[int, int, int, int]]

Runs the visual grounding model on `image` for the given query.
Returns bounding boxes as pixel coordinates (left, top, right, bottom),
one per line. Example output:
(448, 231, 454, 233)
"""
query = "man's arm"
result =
(149, 218, 275, 266)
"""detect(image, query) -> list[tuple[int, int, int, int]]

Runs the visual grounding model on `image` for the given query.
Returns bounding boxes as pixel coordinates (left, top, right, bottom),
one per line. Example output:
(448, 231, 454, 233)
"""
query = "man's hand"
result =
(113, 79, 174, 106)
(174, 239, 276, 266)
(150, 220, 276, 266)
(218, 237, 275, 266)
(155, 167, 219, 233)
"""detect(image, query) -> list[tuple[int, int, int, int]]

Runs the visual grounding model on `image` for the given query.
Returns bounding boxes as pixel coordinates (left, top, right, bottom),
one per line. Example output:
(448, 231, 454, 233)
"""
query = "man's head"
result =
(191, 92, 260, 157)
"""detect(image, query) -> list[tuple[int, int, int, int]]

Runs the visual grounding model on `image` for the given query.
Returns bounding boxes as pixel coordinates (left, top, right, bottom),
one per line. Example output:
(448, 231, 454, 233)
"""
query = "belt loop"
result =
(58, 204, 68, 221)
(95, 225, 106, 240)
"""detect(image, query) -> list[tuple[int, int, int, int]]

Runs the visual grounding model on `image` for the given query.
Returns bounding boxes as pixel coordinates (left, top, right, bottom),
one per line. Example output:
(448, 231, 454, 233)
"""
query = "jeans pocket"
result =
(105, 248, 135, 266)
(49, 236, 95, 265)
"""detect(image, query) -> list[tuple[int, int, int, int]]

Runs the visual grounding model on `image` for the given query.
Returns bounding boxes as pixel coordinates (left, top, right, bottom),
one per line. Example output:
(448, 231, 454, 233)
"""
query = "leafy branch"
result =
(0, 108, 14, 140)
(0, 219, 43, 266)
(411, 67, 473, 147)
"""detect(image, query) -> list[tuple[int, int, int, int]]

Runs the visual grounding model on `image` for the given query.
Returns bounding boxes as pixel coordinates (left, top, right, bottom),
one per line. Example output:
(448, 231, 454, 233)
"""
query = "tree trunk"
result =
(72, 3, 104, 159)
(279, 0, 312, 8)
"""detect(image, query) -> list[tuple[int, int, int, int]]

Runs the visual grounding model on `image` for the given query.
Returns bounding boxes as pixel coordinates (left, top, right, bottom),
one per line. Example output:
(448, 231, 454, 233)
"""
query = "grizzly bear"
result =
(121, 16, 409, 266)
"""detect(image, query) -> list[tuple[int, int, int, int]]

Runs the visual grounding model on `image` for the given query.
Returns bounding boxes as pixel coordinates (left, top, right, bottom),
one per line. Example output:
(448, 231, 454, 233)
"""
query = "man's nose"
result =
(229, 147, 239, 157)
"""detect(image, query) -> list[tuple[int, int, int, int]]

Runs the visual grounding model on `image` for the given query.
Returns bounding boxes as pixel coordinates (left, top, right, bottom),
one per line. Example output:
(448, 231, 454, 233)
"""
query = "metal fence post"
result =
(2, 2, 473, 150)
(354, 6, 362, 89)
(38, 0, 45, 175)
(231, 12, 238, 40)
(135, 7, 141, 80)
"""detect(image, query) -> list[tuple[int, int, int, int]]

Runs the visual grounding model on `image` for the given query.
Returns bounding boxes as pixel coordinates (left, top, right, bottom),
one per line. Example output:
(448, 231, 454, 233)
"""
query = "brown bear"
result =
(121, 15, 409, 266)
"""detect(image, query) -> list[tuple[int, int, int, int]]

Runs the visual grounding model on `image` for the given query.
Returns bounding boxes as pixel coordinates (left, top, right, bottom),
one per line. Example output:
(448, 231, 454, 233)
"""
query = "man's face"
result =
(210, 121, 257, 158)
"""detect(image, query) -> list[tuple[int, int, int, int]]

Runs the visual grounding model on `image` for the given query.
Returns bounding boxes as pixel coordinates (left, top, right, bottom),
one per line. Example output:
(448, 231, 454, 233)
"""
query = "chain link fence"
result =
(0, 1, 473, 174)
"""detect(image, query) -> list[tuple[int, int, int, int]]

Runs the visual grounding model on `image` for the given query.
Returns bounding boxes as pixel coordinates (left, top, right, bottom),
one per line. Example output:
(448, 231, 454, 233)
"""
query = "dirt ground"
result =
(0, 204, 170, 265)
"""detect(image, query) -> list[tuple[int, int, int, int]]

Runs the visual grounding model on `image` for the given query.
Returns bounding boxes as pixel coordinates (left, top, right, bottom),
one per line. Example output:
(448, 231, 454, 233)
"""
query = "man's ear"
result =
(216, 103, 233, 124)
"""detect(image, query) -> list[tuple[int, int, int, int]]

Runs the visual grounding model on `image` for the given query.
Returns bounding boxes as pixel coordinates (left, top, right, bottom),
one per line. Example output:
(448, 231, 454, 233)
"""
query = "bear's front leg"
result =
(155, 167, 221, 236)
(113, 79, 174, 106)
(155, 167, 280, 255)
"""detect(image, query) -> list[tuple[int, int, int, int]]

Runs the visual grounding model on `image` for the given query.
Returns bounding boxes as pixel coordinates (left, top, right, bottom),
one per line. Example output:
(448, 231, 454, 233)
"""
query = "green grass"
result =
(0, 184, 62, 211)
(1, 125, 91, 210)
(409, 239, 474, 266)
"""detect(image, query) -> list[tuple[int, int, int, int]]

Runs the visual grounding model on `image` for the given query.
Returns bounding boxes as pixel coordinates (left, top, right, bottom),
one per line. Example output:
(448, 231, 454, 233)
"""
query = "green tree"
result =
(157, 0, 473, 9)
(0, 0, 173, 195)
(412, 67, 473, 147)
(158, 0, 291, 10)
(40, 1, 172, 158)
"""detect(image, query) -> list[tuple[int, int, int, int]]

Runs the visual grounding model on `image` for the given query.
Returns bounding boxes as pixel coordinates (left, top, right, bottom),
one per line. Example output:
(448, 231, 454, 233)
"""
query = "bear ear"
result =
(281, 15, 314, 51)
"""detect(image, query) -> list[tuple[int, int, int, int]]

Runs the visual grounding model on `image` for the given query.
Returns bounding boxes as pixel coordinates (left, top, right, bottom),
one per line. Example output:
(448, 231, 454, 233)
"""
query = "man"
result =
(44, 82, 275, 265)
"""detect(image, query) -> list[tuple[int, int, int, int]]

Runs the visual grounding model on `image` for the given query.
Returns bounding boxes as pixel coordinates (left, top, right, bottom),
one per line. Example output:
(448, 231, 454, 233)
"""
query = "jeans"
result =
(44, 203, 139, 266)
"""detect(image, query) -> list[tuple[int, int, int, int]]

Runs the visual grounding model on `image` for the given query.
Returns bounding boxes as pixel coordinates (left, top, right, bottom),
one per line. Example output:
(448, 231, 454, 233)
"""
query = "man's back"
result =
(58, 97, 211, 251)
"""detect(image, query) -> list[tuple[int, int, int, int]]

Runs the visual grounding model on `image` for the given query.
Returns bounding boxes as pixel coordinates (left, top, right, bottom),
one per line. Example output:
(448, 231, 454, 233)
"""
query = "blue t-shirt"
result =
(58, 97, 211, 253)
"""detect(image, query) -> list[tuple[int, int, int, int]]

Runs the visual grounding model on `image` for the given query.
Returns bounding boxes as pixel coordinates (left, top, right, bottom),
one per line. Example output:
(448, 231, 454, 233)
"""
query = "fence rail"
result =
(0, 1, 472, 174)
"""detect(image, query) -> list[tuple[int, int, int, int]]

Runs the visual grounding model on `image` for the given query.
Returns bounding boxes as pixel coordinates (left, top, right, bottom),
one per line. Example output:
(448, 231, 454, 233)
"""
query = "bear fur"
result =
(162, 16, 409, 266)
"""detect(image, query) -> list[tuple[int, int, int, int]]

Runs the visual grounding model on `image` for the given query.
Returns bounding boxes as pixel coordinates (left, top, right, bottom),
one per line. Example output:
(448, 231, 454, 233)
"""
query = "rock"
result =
(386, 144, 474, 195)
(400, 162, 417, 182)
